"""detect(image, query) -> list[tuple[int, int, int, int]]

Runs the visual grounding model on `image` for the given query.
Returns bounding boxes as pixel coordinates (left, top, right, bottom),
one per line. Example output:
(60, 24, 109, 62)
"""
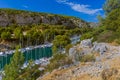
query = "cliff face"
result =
(0, 9, 89, 28)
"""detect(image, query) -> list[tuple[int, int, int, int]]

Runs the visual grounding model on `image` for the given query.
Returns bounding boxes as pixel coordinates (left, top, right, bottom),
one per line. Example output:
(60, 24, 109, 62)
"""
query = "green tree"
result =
(14, 28, 23, 39)
(97, 15, 105, 25)
(14, 28, 24, 47)
(20, 60, 34, 80)
(52, 35, 71, 54)
(26, 29, 44, 45)
(65, 44, 73, 54)
(1, 31, 11, 40)
(43, 29, 55, 42)
(3, 46, 24, 80)
(81, 32, 93, 40)
(104, 9, 120, 31)
(26, 29, 36, 45)
(17, 60, 42, 80)
(103, 0, 120, 15)
(33, 30, 44, 45)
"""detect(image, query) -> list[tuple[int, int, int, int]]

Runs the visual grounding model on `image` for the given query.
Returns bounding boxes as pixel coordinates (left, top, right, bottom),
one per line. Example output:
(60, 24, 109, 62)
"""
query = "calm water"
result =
(0, 46, 52, 70)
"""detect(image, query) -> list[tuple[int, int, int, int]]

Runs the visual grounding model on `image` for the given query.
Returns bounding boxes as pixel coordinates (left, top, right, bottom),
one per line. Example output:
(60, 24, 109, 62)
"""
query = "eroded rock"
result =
(80, 38, 93, 48)
(92, 42, 108, 55)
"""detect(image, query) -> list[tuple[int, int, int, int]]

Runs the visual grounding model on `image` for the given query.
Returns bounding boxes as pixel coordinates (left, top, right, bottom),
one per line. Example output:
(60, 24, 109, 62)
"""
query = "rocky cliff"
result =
(0, 8, 89, 28)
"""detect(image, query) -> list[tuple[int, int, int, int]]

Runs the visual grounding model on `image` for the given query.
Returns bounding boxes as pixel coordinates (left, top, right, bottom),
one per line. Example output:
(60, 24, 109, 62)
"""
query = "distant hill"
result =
(0, 8, 89, 28)
(89, 22, 99, 28)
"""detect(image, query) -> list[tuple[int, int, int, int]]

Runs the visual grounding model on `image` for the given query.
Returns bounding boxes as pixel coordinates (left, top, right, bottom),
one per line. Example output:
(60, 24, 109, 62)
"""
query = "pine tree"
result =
(3, 46, 24, 80)
(1, 31, 11, 41)
(103, 0, 120, 15)
(52, 35, 71, 54)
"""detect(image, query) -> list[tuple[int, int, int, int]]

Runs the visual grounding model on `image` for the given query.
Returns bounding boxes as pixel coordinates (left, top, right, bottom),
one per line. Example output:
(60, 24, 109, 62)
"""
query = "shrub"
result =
(65, 44, 73, 54)
(1, 31, 11, 40)
(96, 30, 114, 42)
(80, 54, 95, 62)
(52, 35, 71, 54)
(81, 32, 93, 40)
(114, 38, 120, 44)
(46, 53, 72, 72)
(104, 9, 120, 31)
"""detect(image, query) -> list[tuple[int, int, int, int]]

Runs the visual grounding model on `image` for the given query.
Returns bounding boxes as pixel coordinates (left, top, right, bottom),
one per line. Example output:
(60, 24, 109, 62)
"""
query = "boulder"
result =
(69, 47, 77, 62)
(92, 42, 108, 55)
(80, 38, 93, 48)
(69, 46, 86, 62)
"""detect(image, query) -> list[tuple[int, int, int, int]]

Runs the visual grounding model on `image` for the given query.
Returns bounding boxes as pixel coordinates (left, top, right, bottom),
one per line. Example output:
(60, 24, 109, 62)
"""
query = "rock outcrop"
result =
(69, 47, 76, 61)
(92, 42, 108, 55)
(80, 38, 93, 48)
(39, 41, 120, 80)
(68, 39, 112, 63)
(0, 9, 89, 28)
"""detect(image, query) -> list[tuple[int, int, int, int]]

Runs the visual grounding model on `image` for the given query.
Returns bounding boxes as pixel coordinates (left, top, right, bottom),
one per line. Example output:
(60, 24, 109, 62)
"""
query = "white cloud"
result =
(23, 5, 28, 8)
(56, 0, 102, 15)
(57, 0, 68, 3)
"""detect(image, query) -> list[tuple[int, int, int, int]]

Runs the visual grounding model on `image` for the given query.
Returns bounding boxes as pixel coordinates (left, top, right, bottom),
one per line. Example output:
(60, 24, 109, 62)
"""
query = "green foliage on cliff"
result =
(1, 31, 11, 40)
(46, 53, 72, 72)
(52, 35, 71, 54)
(79, 54, 95, 62)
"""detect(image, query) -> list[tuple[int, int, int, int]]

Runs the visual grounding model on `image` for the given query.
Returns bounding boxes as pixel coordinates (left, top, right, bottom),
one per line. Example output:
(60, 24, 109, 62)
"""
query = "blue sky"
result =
(0, 0, 105, 22)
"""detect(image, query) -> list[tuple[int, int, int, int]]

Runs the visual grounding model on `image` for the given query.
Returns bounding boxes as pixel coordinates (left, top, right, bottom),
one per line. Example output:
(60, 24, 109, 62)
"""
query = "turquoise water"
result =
(0, 46, 52, 70)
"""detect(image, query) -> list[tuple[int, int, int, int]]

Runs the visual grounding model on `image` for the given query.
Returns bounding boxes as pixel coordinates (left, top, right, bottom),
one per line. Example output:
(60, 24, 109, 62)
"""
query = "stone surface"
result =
(0, 9, 89, 28)
(80, 38, 93, 48)
(69, 47, 77, 62)
(92, 42, 108, 55)
(38, 41, 120, 80)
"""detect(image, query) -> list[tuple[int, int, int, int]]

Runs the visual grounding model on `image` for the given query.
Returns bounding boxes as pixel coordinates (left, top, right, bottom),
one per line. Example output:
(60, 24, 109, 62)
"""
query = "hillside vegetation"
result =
(0, 8, 92, 51)
(81, 0, 120, 45)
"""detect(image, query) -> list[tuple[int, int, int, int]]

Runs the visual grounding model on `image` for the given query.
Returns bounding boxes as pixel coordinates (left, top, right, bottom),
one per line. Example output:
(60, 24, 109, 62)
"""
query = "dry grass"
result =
(41, 67, 74, 80)
(110, 41, 120, 46)
(109, 57, 120, 69)
(70, 74, 102, 80)
(41, 57, 120, 80)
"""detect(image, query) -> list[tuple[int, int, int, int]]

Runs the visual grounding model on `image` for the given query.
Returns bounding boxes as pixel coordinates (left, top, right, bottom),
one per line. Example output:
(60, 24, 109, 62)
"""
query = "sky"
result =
(0, 0, 105, 22)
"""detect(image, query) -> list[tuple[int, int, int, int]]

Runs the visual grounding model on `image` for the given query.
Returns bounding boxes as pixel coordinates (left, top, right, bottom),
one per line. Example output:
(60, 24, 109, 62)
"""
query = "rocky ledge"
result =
(0, 9, 89, 28)
(38, 39, 120, 80)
